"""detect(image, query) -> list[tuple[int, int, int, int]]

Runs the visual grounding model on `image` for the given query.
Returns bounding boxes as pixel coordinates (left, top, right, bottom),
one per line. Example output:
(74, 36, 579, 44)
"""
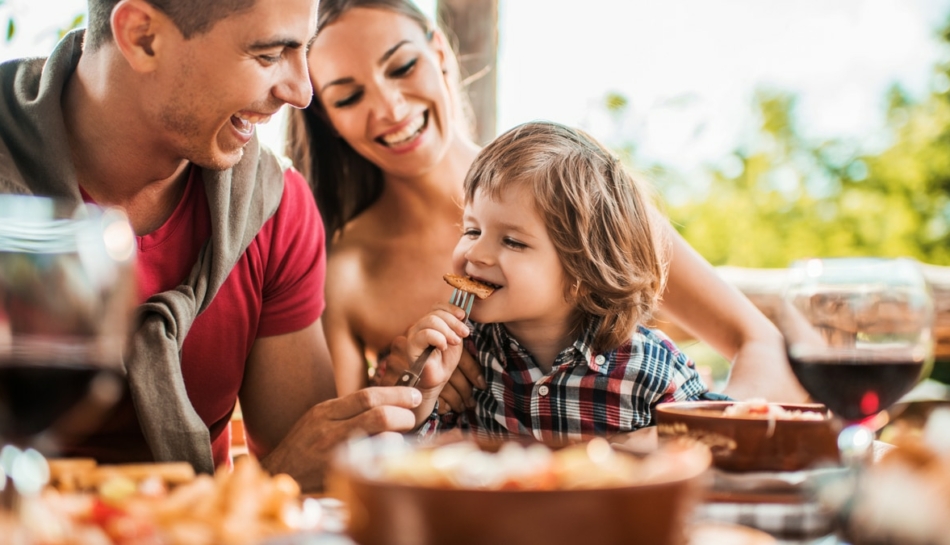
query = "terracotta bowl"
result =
(330, 438, 711, 545)
(655, 401, 839, 472)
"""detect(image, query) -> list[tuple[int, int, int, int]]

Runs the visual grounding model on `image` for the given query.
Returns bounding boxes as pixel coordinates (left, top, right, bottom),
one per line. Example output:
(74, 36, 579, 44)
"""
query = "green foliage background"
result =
(606, 19, 950, 270)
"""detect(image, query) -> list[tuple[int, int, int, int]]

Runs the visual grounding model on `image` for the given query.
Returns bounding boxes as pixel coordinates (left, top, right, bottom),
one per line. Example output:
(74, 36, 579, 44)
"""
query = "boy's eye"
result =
(504, 238, 527, 250)
(462, 228, 480, 238)
(333, 90, 364, 108)
(389, 58, 418, 78)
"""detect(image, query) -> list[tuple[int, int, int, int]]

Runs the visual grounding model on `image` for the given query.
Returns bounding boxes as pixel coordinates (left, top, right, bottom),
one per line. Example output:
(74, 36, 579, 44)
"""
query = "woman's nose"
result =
(374, 84, 409, 121)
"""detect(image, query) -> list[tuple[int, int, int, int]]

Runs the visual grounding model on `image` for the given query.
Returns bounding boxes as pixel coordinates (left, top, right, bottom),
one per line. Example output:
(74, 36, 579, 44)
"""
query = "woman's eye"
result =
(390, 58, 418, 78)
(333, 90, 364, 108)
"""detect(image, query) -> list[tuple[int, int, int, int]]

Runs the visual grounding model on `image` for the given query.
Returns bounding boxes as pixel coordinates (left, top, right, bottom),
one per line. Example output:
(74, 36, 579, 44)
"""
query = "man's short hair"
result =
(86, 0, 256, 51)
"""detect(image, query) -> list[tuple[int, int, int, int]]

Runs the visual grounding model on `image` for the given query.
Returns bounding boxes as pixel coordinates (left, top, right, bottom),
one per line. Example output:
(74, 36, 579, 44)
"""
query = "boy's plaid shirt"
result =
(420, 320, 710, 441)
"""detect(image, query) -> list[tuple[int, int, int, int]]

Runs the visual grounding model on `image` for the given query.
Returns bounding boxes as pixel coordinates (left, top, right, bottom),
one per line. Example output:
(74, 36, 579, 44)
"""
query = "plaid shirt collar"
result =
(478, 317, 611, 375)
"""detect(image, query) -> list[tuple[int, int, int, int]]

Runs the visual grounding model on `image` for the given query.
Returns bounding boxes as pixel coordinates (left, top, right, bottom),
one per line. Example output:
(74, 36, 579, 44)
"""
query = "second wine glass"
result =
(777, 257, 934, 462)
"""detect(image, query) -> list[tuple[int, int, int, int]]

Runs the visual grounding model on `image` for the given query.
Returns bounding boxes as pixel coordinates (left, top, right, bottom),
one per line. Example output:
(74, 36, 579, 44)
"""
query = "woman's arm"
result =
(322, 256, 370, 396)
(659, 221, 809, 402)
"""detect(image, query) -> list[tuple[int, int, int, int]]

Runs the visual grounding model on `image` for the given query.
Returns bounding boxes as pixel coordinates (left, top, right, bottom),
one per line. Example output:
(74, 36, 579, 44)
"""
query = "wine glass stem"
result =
(838, 423, 874, 468)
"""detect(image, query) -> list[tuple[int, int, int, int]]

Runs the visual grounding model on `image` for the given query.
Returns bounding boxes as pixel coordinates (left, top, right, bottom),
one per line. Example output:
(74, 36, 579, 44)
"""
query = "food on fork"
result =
(442, 273, 496, 299)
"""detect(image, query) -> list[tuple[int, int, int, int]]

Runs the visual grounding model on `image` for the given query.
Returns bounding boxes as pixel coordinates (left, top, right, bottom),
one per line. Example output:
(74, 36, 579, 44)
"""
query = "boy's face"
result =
(452, 185, 574, 331)
(146, 0, 317, 170)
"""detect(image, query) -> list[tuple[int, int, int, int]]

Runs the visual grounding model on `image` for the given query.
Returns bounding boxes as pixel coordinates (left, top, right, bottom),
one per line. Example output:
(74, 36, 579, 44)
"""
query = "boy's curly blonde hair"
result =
(464, 121, 670, 352)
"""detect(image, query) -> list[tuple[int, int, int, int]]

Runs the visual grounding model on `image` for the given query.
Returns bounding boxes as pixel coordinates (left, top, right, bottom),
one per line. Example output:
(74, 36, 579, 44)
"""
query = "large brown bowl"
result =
(655, 401, 839, 472)
(331, 440, 711, 545)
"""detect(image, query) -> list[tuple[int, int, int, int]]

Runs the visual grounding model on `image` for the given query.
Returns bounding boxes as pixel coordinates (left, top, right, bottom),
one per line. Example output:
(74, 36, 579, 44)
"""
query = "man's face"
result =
(147, 0, 317, 170)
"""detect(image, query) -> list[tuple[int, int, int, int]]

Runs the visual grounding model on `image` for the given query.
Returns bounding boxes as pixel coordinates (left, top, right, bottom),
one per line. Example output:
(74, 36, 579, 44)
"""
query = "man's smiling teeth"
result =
(380, 112, 427, 146)
(231, 113, 271, 132)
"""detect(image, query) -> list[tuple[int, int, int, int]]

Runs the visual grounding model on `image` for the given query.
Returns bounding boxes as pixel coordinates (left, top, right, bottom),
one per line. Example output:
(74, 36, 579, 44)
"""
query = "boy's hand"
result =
(406, 303, 469, 388)
(401, 303, 470, 425)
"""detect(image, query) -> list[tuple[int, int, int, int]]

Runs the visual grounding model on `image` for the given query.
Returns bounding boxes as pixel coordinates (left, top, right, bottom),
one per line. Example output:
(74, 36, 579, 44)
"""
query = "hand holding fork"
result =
(397, 288, 478, 389)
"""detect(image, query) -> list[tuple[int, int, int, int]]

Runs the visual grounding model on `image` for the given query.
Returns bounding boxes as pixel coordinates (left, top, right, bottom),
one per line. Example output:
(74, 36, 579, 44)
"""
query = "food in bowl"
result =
(722, 399, 827, 421)
(374, 437, 683, 490)
(656, 401, 838, 472)
(332, 435, 711, 545)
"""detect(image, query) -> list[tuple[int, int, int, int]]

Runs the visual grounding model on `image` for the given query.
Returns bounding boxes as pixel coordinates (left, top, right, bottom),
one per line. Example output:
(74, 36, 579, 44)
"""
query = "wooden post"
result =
(437, 0, 498, 145)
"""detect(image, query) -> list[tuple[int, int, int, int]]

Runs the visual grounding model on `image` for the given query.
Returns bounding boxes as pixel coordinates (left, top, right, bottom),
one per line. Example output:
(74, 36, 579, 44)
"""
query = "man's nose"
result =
(274, 49, 313, 109)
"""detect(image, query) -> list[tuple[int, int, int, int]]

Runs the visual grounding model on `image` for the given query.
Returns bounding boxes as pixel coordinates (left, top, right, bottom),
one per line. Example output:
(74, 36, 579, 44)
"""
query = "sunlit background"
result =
(3, 0, 946, 186)
(3, 0, 950, 387)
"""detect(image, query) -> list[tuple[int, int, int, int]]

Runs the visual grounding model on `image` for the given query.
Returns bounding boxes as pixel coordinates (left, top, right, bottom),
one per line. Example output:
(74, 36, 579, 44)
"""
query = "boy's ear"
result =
(110, 0, 174, 73)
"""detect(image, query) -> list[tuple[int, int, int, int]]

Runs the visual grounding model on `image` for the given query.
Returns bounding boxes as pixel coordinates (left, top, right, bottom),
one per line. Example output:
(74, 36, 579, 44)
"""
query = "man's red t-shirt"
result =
(72, 166, 325, 468)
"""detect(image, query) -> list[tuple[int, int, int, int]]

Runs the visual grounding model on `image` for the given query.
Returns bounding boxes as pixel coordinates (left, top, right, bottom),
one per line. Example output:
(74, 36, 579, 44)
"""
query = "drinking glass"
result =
(0, 195, 136, 509)
(777, 257, 934, 464)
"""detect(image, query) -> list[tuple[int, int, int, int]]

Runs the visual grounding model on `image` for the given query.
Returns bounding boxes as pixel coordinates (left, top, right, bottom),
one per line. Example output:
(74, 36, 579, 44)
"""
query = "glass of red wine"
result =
(0, 195, 136, 511)
(778, 257, 934, 465)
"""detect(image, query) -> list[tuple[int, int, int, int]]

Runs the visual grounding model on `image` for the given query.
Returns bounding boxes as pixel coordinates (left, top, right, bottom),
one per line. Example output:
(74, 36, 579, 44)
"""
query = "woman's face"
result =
(308, 7, 455, 179)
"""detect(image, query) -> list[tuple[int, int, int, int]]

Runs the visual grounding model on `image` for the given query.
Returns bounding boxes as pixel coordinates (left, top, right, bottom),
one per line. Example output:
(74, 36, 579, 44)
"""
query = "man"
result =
(0, 0, 421, 491)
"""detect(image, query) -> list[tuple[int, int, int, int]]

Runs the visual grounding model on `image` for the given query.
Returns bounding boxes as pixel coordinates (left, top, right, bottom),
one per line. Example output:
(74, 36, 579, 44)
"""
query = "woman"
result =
(287, 0, 807, 406)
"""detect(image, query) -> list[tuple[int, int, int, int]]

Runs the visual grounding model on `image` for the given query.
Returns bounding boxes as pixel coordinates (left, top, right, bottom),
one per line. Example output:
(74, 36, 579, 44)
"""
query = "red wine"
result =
(788, 353, 923, 422)
(0, 361, 124, 448)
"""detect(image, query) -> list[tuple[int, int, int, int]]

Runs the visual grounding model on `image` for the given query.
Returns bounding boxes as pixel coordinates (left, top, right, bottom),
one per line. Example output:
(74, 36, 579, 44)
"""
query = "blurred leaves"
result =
(607, 17, 950, 269)
(58, 13, 85, 39)
(6, 17, 13, 42)
(604, 92, 629, 114)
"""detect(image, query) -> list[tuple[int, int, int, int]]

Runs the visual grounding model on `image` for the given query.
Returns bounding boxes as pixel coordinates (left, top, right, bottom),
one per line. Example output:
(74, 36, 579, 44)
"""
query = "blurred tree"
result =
(663, 87, 939, 268)
(603, 19, 950, 269)
(2, 0, 14, 43)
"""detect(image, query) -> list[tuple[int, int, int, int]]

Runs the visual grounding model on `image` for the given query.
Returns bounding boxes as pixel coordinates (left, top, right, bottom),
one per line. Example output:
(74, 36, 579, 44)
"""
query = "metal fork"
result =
(397, 288, 477, 388)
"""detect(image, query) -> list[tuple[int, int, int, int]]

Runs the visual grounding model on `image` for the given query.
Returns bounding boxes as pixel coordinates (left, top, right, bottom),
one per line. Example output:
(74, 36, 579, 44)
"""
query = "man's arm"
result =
(659, 221, 809, 402)
(240, 319, 421, 492)
(240, 319, 335, 457)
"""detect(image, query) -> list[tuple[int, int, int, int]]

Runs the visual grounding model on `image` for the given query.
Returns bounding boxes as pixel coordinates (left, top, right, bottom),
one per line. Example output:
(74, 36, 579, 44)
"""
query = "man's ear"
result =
(111, 0, 172, 73)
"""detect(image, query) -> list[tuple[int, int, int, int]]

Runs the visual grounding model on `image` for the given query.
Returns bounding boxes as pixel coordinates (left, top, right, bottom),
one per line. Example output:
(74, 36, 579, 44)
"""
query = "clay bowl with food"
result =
(655, 400, 839, 472)
(330, 435, 711, 545)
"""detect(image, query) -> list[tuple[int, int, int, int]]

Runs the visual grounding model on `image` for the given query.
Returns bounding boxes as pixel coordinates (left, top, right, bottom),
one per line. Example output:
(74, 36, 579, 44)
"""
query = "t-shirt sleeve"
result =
(257, 167, 327, 337)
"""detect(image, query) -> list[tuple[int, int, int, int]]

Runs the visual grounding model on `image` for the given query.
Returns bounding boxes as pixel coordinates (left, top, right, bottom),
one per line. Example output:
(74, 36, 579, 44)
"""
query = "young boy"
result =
(403, 121, 720, 442)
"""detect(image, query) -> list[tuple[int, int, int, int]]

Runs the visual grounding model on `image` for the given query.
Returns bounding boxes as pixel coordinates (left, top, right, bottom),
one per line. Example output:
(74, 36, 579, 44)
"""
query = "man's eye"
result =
(333, 90, 364, 108)
(259, 54, 281, 65)
(390, 58, 417, 78)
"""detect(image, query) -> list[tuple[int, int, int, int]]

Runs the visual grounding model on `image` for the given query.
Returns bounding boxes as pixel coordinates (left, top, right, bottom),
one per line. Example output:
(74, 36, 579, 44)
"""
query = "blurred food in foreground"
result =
(819, 407, 950, 545)
(365, 437, 686, 490)
(332, 435, 711, 545)
(1, 456, 320, 545)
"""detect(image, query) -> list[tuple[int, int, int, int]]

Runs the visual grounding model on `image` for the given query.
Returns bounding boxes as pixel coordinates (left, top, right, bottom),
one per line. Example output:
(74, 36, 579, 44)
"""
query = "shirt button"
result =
(595, 355, 606, 365)
(538, 385, 550, 396)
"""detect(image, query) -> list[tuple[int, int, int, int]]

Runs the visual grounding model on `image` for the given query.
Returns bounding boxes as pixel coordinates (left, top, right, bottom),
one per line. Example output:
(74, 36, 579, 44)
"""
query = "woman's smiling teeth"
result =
(379, 111, 428, 147)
